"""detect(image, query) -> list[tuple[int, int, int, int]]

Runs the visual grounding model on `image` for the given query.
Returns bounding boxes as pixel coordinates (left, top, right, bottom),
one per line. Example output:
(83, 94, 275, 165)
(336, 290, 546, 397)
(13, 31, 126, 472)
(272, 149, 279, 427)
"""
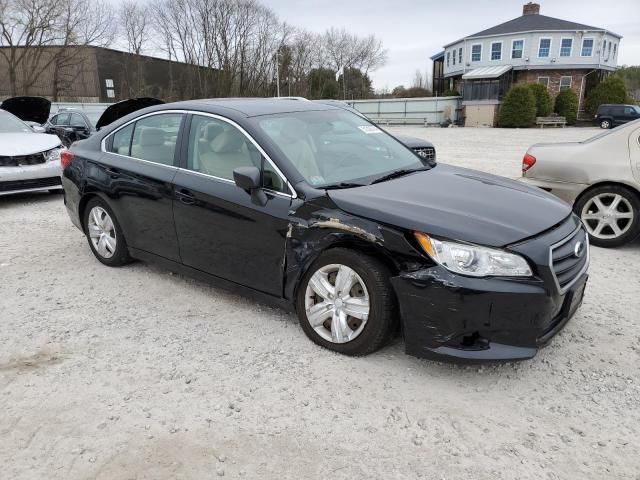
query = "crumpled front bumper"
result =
(0, 160, 62, 195)
(391, 265, 587, 363)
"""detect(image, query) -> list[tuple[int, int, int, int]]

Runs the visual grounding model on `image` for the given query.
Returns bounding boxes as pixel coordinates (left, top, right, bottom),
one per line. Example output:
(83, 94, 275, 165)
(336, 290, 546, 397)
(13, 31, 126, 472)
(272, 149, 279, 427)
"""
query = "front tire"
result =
(599, 119, 612, 129)
(83, 198, 132, 266)
(296, 248, 396, 356)
(575, 185, 640, 247)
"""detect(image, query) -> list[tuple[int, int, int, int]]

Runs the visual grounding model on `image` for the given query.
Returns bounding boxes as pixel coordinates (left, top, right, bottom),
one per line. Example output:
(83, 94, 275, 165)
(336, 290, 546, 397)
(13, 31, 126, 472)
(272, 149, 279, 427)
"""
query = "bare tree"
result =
(120, 0, 149, 55)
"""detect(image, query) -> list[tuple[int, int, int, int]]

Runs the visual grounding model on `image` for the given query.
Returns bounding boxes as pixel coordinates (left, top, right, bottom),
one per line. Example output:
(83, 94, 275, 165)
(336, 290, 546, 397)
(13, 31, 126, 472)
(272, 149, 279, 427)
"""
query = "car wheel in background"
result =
(575, 185, 640, 247)
(83, 198, 132, 266)
(599, 119, 612, 129)
(296, 248, 396, 356)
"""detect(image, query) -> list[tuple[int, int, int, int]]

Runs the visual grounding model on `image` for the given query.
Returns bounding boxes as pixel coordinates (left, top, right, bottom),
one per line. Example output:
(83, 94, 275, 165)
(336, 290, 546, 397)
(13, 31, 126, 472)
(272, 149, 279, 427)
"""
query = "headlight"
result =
(45, 147, 64, 163)
(414, 232, 533, 277)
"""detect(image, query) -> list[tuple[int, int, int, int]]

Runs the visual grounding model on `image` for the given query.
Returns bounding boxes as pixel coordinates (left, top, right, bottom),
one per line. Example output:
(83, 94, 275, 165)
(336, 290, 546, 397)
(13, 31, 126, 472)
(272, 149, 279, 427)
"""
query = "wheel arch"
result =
(573, 181, 640, 210)
(78, 191, 114, 234)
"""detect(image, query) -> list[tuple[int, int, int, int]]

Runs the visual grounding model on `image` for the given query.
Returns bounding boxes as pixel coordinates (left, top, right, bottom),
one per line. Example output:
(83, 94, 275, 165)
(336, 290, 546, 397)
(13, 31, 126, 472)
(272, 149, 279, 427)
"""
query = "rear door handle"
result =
(105, 167, 120, 178)
(175, 189, 195, 205)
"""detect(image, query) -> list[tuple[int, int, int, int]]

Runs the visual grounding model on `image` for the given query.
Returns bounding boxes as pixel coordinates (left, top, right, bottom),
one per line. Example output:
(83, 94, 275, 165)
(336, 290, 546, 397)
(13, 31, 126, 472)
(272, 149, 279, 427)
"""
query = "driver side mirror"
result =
(233, 166, 268, 206)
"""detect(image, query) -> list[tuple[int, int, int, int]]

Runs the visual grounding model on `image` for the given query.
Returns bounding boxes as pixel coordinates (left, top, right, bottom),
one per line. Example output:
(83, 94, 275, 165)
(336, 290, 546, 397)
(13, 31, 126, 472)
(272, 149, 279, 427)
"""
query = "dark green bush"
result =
(554, 89, 579, 124)
(585, 76, 631, 115)
(442, 89, 460, 97)
(526, 83, 552, 116)
(498, 85, 537, 127)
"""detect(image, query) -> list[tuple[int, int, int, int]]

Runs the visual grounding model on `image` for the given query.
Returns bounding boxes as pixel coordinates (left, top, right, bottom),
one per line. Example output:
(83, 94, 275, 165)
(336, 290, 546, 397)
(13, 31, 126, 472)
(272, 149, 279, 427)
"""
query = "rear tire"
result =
(83, 197, 132, 266)
(574, 185, 640, 247)
(296, 248, 396, 356)
(599, 119, 612, 129)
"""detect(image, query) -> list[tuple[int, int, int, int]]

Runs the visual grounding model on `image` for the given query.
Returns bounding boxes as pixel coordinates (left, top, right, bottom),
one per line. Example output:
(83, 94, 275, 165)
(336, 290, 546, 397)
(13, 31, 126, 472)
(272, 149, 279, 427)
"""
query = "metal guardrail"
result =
(346, 97, 463, 126)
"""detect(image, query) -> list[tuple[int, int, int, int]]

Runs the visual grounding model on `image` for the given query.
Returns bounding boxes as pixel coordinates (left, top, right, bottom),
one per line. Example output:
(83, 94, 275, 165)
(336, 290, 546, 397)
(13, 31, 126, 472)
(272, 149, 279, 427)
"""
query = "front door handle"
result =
(175, 189, 195, 205)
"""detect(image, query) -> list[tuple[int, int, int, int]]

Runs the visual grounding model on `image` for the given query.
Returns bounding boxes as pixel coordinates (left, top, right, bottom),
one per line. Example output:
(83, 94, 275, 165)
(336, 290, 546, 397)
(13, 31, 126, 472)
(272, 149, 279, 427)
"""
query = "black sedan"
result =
(61, 99, 589, 362)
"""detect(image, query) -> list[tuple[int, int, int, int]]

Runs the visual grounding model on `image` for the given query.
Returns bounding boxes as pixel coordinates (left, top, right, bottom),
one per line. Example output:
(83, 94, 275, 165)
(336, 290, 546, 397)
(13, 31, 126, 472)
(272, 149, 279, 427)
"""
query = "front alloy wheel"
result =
(296, 248, 396, 356)
(305, 264, 370, 343)
(600, 119, 611, 129)
(576, 186, 640, 247)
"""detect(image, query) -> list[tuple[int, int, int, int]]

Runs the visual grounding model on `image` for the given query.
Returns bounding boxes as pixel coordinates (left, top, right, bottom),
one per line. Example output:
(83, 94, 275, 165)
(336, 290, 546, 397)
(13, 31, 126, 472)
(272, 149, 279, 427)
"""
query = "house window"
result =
(613, 43, 617, 58)
(491, 42, 502, 60)
(581, 38, 594, 56)
(538, 77, 549, 88)
(511, 40, 524, 59)
(602, 40, 607, 57)
(459, 47, 463, 64)
(560, 38, 573, 57)
(446, 51, 450, 67)
(105, 79, 114, 88)
(106, 89, 115, 98)
(559, 76, 572, 90)
(453, 50, 456, 65)
(538, 38, 551, 58)
(607, 41, 612, 60)
(471, 44, 482, 62)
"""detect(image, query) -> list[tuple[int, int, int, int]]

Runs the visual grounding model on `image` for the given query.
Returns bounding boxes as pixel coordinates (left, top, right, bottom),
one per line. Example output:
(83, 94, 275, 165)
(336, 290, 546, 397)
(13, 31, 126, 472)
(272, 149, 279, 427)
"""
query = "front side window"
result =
(71, 113, 87, 128)
(491, 42, 502, 60)
(254, 110, 426, 188)
(538, 38, 551, 58)
(471, 44, 482, 62)
(538, 77, 549, 88)
(512, 40, 524, 59)
(581, 38, 594, 56)
(52, 113, 70, 126)
(559, 76, 572, 91)
(560, 38, 573, 57)
(129, 113, 182, 166)
(185, 115, 287, 191)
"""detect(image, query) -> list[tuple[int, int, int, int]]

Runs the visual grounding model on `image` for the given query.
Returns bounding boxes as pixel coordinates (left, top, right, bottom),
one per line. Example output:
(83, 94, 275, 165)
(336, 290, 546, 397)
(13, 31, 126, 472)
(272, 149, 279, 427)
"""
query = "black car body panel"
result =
(0, 96, 51, 124)
(328, 164, 572, 247)
(62, 99, 588, 362)
(95, 98, 166, 130)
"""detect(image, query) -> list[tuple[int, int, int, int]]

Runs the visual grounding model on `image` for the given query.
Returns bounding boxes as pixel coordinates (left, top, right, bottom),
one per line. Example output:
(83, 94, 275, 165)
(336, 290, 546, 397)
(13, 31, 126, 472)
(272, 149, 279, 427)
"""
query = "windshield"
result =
(0, 110, 33, 133)
(254, 110, 426, 187)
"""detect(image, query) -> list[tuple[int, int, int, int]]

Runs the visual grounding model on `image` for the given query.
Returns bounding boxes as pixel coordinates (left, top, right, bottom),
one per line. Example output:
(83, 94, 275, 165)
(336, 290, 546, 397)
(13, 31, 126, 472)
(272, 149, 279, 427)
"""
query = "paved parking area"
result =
(1, 127, 639, 479)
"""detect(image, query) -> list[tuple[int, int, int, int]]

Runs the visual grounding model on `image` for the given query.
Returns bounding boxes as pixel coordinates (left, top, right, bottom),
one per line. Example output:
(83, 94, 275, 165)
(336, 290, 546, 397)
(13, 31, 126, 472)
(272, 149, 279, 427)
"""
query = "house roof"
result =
(443, 13, 622, 48)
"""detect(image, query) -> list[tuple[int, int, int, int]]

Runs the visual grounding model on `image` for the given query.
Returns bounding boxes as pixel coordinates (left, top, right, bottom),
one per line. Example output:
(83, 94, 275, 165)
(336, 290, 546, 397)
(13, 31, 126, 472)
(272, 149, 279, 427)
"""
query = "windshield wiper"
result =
(370, 167, 429, 185)
(323, 182, 367, 190)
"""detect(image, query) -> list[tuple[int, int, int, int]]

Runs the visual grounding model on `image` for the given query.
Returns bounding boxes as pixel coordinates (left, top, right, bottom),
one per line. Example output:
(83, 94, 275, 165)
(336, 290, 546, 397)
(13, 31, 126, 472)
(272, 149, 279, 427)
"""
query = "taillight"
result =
(60, 150, 74, 169)
(522, 153, 536, 174)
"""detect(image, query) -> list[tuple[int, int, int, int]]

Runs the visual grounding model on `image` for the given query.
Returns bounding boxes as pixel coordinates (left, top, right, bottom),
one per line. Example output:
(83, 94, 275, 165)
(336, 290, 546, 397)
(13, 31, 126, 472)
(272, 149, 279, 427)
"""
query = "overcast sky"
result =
(264, 0, 640, 90)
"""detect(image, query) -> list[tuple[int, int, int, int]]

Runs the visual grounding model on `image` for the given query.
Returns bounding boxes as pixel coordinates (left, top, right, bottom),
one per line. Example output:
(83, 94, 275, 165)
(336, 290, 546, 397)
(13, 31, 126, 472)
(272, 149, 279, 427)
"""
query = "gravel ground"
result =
(1, 127, 639, 480)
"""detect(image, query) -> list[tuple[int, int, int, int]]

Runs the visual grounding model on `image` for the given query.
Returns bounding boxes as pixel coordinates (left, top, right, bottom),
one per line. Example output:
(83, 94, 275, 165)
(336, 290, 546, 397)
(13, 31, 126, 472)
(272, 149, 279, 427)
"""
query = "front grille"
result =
(0, 152, 47, 167)
(550, 226, 589, 292)
(0, 176, 61, 193)
(412, 146, 435, 162)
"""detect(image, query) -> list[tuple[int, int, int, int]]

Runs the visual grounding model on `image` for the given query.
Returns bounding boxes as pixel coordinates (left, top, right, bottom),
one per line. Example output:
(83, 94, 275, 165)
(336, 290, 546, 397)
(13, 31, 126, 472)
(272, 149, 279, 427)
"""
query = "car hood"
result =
(327, 164, 571, 247)
(394, 134, 434, 149)
(0, 133, 61, 156)
(0, 96, 51, 124)
(96, 97, 165, 129)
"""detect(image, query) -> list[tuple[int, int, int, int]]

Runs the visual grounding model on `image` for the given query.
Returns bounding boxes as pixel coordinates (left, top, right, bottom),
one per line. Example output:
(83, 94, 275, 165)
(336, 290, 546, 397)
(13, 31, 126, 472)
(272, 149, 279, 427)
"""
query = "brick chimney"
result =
(523, 2, 540, 15)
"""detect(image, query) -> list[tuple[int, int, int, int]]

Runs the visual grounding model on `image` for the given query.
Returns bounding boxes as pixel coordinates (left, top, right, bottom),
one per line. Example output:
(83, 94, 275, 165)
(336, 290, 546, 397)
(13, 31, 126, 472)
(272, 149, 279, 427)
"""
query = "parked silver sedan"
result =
(0, 110, 64, 196)
(520, 119, 640, 247)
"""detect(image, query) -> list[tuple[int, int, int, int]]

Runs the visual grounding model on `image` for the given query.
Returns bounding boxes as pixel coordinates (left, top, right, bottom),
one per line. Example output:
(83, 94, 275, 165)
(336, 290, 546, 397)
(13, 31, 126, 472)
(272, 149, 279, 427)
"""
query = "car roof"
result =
(168, 98, 338, 117)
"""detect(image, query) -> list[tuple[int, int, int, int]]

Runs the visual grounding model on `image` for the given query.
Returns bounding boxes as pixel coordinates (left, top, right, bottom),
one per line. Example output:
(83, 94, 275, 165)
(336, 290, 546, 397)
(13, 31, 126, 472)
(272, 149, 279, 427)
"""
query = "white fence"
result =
(346, 97, 462, 126)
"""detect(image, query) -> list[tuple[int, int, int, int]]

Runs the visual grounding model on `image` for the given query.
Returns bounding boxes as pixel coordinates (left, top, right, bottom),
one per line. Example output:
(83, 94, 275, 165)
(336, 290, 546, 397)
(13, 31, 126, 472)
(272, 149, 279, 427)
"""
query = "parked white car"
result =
(520, 119, 640, 247)
(0, 110, 64, 196)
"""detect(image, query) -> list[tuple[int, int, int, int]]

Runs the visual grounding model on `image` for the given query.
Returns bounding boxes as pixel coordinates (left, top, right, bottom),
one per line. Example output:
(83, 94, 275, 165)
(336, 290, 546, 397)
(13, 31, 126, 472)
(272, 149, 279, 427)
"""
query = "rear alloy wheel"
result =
(600, 119, 611, 129)
(575, 186, 640, 247)
(83, 198, 132, 266)
(296, 248, 396, 356)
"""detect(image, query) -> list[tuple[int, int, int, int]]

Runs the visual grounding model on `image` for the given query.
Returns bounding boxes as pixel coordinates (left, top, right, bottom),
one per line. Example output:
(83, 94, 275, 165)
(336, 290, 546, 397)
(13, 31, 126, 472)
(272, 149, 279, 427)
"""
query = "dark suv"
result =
(45, 110, 96, 146)
(595, 104, 640, 129)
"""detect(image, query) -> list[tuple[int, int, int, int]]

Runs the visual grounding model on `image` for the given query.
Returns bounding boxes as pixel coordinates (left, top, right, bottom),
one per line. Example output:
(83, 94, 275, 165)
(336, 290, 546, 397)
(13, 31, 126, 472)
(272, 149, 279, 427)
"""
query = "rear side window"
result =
(129, 114, 183, 166)
(110, 123, 134, 155)
(71, 113, 87, 128)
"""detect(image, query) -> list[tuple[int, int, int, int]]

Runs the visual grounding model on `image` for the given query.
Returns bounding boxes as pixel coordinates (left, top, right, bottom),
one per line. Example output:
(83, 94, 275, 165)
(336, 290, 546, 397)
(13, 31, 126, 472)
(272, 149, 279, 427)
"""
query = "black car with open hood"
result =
(60, 98, 589, 363)
(95, 97, 165, 130)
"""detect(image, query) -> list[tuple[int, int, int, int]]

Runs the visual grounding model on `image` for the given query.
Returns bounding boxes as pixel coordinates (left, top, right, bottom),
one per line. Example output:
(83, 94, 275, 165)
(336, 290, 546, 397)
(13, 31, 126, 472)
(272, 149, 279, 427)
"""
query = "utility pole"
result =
(275, 50, 280, 97)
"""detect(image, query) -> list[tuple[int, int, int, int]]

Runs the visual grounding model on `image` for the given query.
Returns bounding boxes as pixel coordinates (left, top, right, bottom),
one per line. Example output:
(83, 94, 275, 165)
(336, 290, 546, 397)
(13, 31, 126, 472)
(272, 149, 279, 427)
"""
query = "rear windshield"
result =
(0, 111, 33, 133)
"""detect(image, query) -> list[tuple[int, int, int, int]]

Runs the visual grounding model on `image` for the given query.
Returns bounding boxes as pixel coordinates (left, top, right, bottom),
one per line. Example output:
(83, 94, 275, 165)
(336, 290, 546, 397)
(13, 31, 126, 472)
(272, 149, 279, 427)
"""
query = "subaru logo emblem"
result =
(574, 241, 584, 258)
